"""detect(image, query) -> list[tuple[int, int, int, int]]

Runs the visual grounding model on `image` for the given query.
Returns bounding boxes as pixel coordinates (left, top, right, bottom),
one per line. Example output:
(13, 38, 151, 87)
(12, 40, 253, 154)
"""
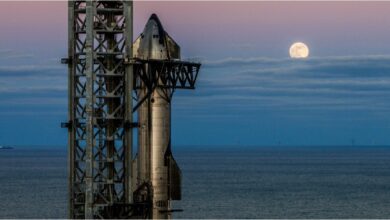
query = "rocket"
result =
(132, 14, 183, 219)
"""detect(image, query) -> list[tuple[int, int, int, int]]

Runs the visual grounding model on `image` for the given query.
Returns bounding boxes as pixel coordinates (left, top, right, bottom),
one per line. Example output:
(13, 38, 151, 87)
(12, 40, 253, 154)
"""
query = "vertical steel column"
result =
(67, 1, 75, 218)
(69, 1, 88, 217)
(84, 0, 95, 218)
(124, 0, 134, 205)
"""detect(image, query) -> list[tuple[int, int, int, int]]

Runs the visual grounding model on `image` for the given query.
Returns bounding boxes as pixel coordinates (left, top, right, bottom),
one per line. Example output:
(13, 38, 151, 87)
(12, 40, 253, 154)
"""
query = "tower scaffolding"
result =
(64, 1, 134, 218)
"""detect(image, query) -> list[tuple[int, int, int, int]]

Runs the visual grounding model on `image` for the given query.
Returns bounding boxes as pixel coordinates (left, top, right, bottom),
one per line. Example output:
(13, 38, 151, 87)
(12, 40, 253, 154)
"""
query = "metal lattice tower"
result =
(64, 1, 134, 218)
(63, 1, 201, 219)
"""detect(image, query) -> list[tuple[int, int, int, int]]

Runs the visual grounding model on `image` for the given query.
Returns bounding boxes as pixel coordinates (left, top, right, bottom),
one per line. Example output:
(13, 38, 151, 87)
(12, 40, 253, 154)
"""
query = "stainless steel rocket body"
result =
(133, 14, 181, 219)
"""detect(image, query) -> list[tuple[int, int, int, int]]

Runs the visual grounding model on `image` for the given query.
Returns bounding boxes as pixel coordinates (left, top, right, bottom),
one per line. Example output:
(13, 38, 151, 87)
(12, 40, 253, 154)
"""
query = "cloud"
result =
(173, 55, 390, 118)
(203, 55, 390, 68)
(202, 56, 287, 68)
(1, 54, 390, 119)
(0, 49, 13, 54)
(0, 49, 35, 60)
(0, 61, 67, 116)
(0, 64, 64, 76)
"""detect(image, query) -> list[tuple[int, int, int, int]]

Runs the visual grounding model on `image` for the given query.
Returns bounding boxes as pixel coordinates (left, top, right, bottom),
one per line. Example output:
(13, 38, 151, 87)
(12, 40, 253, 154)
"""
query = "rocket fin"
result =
(167, 156, 182, 200)
(164, 141, 182, 200)
(165, 33, 181, 60)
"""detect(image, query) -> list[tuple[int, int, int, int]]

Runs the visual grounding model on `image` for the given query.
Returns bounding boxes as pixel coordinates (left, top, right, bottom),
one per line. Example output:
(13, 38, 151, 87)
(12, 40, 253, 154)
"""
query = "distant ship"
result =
(0, 145, 13, 150)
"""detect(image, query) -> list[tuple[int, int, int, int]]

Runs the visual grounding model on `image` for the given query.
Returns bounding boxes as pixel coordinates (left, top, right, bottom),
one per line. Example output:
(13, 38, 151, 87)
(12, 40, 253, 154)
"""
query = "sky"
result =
(1, 1, 390, 147)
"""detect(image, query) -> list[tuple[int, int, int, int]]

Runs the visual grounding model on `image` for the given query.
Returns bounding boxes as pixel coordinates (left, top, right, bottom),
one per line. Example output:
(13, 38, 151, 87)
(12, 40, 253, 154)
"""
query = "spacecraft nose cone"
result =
(144, 14, 165, 40)
(133, 14, 181, 60)
(149, 13, 161, 23)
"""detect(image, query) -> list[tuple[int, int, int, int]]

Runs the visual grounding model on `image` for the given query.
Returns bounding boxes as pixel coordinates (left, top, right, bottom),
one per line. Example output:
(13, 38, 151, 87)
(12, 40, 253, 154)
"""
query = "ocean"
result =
(1, 146, 390, 218)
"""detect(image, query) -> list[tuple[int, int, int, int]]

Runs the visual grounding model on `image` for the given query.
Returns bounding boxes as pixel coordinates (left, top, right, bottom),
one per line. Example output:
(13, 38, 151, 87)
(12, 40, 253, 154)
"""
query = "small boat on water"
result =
(0, 145, 13, 150)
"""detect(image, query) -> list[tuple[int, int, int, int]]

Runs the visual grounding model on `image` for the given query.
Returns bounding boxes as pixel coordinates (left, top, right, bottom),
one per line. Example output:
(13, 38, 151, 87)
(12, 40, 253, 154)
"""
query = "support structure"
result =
(64, 2, 201, 219)
(65, 1, 134, 218)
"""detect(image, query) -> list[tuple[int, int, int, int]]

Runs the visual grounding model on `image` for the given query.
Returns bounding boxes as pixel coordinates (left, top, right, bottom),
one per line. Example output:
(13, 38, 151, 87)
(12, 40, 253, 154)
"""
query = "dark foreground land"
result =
(1, 146, 390, 218)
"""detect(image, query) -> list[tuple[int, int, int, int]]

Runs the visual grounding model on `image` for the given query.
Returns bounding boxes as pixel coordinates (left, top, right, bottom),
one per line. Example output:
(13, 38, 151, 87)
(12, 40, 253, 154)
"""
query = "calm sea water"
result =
(1, 146, 390, 218)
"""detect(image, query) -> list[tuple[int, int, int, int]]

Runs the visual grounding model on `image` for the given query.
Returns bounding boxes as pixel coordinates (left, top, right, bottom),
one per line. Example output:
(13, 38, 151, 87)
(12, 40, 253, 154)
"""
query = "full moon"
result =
(289, 42, 309, 59)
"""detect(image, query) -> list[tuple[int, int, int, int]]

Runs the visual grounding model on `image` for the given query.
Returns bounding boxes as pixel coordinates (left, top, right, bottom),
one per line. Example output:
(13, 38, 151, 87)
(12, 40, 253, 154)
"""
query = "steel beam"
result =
(84, 1, 94, 218)
(67, 1, 75, 219)
(124, 0, 134, 206)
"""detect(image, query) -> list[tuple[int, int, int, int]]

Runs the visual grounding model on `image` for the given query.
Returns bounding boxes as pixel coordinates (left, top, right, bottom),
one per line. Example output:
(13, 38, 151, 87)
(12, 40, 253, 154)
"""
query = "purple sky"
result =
(1, 2, 390, 60)
(1, 1, 390, 146)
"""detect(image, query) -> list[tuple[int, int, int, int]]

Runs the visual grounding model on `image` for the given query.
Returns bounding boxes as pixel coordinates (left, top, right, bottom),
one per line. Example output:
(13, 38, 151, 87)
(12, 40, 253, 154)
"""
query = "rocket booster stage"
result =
(132, 14, 188, 219)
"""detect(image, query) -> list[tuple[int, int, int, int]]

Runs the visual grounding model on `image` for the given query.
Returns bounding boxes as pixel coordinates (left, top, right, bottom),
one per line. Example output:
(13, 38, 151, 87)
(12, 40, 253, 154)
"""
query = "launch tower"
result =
(63, 1, 201, 219)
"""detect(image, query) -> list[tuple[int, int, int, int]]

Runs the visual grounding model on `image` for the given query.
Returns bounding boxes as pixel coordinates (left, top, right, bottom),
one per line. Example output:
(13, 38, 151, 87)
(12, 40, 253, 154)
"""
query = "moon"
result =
(289, 42, 309, 59)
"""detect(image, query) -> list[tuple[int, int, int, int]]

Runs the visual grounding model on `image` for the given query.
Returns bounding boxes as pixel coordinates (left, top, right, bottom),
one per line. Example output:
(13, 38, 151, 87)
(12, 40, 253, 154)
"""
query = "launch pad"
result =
(63, 1, 200, 218)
